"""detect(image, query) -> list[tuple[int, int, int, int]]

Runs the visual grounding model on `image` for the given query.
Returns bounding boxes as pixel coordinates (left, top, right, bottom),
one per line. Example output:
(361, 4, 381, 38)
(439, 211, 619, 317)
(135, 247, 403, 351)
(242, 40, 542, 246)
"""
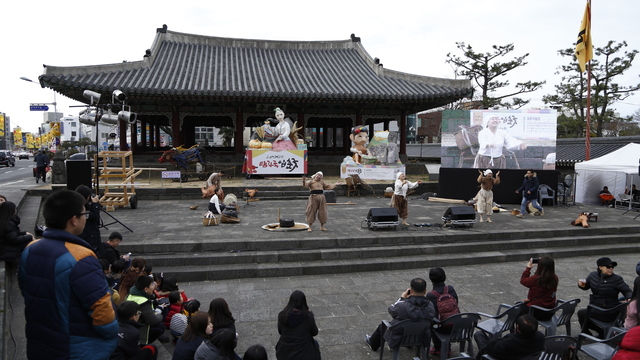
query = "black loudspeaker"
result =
(367, 208, 399, 222)
(66, 160, 93, 191)
(443, 206, 476, 221)
(323, 190, 337, 204)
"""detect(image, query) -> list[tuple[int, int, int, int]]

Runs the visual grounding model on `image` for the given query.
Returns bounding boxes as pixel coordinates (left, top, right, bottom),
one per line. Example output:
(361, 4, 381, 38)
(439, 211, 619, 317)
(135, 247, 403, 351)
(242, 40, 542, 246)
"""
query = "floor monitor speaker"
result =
(442, 206, 476, 221)
(367, 208, 399, 222)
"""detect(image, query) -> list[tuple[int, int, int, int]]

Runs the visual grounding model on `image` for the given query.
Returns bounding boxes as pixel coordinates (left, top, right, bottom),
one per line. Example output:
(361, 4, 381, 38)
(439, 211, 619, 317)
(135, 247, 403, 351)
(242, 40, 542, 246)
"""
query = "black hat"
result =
(596, 257, 617, 267)
(109, 231, 123, 241)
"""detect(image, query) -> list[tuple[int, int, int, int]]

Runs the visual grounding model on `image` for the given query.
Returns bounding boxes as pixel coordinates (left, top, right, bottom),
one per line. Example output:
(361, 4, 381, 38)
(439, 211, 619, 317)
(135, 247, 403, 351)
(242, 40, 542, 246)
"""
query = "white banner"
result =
(340, 164, 406, 180)
(245, 150, 307, 175)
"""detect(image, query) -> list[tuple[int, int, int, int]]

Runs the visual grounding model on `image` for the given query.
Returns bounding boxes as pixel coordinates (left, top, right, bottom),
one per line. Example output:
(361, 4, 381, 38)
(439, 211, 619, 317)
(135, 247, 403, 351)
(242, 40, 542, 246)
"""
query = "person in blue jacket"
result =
(18, 190, 118, 360)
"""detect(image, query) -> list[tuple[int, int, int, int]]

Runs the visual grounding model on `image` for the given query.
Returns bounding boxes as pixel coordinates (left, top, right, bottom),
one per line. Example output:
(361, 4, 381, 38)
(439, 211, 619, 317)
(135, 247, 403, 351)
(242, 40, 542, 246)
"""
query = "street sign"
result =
(29, 103, 49, 111)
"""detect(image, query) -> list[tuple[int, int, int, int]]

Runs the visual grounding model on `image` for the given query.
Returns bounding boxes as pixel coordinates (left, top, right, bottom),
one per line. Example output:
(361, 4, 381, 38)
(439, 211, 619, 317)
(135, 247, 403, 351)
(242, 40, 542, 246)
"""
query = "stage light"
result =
(118, 110, 137, 124)
(82, 90, 101, 104)
(112, 90, 126, 102)
(100, 113, 119, 125)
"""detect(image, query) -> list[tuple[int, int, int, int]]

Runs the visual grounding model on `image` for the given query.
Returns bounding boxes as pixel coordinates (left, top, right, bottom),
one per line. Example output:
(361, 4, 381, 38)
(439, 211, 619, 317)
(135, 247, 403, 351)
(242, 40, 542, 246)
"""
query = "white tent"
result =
(574, 143, 640, 205)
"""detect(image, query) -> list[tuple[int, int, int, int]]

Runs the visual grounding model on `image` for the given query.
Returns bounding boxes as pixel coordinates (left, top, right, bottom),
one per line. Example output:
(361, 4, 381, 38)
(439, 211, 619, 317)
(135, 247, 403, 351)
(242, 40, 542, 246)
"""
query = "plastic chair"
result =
(432, 313, 481, 360)
(576, 327, 626, 360)
(379, 318, 431, 360)
(529, 298, 581, 336)
(476, 303, 522, 340)
(538, 184, 555, 206)
(581, 302, 629, 339)
(539, 335, 577, 360)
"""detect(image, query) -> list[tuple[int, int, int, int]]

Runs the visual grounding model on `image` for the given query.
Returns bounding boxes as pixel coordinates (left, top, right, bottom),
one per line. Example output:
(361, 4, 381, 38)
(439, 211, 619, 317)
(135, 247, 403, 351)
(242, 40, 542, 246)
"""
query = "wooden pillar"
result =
(148, 124, 155, 150)
(356, 113, 363, 126)
(129, 123, 137, 152)
(155, 125, 161, 148)
(399, 114, 406, 156)
(298, 111, 305, 144)
(119, 122, 128, 150)
(383, 121, 389, 131)
(140, 121, 147, 151)
(171, 111, 181, 147)
(235, 110, 243, 154)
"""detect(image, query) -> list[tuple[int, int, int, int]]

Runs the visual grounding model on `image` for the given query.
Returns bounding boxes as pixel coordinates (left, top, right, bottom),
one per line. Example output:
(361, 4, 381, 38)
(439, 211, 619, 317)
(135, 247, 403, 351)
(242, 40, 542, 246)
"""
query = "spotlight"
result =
(79, 110, 96, 126)
(112, 90, 126, 102)
(100, 113, 119, 125)
(118, 110, 137, 124)
(82, 90, 101, 104)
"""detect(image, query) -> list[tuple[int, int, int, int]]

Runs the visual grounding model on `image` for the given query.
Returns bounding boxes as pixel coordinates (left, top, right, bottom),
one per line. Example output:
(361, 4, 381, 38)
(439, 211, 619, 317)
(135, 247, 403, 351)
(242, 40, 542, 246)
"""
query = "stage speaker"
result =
(367, 208, 399, 222)
(66, 160, 93, 191)
(443, 206, 476, 221)
(323, 190, 337, 204)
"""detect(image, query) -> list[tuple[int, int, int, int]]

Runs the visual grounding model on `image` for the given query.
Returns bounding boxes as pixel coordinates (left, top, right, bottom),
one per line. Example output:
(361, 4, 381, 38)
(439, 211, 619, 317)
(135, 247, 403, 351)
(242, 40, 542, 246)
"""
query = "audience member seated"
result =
(474, 314, 545, 360)
(108, 260, 127, 291)
(426, 268, 459, 356)
(158, 276, 189, 303)
(208, 298, 237, 336)
(172, 311, 212, 360)
(112, 301, 158, 360)
(125, 275, 168, 345)
(117, 257, 147, 304)
(611, 325, 640, 360)
(0, 201, 34, 259)
(164, 291, 184, 329)
(624, 276, 640, 329)
(625, 184, 640, 200)
(194, 328, 241, 360)
(100, 231, 130, 266)
(242, 344, 269, 360)
(578, 257, 632, 338)
(364, 278, 435, 353)
(519, 256, 558, 320)
(276, 290, 321, 360)
(599, 186, 615, 207)
(171, 300, 201, 339)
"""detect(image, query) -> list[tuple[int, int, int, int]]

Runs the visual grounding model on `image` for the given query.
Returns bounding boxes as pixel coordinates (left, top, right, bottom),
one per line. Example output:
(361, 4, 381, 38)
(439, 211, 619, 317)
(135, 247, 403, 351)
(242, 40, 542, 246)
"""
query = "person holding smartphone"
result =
(519, 256, 558, 320)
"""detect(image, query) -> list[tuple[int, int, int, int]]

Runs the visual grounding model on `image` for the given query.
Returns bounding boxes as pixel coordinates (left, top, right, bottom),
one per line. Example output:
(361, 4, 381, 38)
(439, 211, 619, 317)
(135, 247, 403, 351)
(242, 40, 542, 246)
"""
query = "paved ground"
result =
(5, 178, 640, 359)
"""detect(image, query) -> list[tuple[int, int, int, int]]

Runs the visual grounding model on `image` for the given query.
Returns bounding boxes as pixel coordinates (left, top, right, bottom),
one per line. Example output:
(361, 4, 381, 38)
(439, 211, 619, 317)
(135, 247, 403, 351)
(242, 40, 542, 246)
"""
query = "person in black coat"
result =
(427, 268, 459, 355)
(276, 290, 321, 360)
(0, 201, 34, 259)
(578, 257, 632, 337)
(75, 185, 102, 254)
(515, 170, 543, 218)
(474, 314, 545, 360)
(111, 301, 158, 360)
(101, 231, 131, 266)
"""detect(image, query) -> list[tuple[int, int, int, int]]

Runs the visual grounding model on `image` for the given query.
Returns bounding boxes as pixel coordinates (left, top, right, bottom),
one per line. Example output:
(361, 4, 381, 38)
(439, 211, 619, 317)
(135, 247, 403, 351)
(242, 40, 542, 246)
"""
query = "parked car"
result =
(17, 152, 29, 160)
(0, 150, 16, 167)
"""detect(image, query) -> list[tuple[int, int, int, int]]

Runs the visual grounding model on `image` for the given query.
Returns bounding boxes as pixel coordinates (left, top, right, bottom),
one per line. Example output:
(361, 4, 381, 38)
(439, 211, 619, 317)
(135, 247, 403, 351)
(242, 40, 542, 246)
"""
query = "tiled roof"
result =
(555, 136, 640, 166)
(39, 27, 472, 108)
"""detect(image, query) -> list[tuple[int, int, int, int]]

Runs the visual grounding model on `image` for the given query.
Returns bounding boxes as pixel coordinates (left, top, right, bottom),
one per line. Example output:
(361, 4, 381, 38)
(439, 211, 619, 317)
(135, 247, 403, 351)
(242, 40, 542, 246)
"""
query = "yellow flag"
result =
(575, 0, 593, 72)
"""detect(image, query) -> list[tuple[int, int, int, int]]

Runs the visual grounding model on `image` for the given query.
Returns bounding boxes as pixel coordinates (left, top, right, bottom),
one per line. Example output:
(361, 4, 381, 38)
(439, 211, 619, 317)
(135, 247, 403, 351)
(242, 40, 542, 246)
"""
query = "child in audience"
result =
(109, 260, 127, 291)
(117, 257, 147, 304)
(112, 301, 158, 360)
(624, 276, 640, 329)
(158, 276, 189, 302)
(164, 291, 184, 329)
(243, 345, 268, 360)
(194, 328, 241, 360)
(172, 311, 212, 360)
(171, 299, 201, 339)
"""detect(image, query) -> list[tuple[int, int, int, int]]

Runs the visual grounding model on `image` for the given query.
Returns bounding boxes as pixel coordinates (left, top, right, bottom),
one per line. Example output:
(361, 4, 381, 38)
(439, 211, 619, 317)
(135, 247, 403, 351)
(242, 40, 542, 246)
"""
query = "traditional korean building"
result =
(38, 25, 472, 161)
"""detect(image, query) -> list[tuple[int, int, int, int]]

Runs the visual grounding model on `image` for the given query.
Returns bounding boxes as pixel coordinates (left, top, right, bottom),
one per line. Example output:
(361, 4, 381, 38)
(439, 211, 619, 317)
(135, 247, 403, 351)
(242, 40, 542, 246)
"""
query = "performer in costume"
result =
(476, 169, 500, 223)
(201, 171, 224, 198)
(303, 171, 340, 232)
(474, 117, 526, 169)
(272, 107, 297, 150)
(391, 172, 422, 226)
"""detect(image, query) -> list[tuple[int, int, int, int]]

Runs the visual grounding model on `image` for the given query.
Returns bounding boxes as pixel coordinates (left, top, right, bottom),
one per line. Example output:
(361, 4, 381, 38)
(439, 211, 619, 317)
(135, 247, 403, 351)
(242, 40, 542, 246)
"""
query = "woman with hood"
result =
(275, 290, 321, 360)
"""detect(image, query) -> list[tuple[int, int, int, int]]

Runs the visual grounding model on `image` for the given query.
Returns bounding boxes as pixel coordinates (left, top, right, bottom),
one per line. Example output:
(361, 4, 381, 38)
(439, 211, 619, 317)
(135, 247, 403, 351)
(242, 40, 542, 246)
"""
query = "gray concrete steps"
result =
(154, 242, 640, 281)
(137, 233, 640, 281)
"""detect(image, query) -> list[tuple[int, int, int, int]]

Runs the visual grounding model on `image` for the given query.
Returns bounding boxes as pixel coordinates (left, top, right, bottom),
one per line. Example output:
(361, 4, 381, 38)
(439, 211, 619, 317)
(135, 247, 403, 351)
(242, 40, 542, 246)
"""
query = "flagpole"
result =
(585, 60, 591, 160)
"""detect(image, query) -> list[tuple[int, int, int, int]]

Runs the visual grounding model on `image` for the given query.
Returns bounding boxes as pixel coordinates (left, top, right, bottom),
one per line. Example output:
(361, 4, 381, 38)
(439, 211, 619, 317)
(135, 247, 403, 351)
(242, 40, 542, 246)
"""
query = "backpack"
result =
(430, 286, 460, 321)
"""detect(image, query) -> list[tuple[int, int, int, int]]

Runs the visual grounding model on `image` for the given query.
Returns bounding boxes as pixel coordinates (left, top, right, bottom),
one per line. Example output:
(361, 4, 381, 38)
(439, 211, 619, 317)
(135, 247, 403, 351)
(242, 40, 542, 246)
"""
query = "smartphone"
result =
(532, 258, 540, 264)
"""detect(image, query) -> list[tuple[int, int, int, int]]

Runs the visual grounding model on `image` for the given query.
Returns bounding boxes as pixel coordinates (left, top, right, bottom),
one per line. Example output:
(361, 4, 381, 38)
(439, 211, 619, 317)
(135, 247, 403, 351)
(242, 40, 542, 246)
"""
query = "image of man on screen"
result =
(473, 116, 527, 169)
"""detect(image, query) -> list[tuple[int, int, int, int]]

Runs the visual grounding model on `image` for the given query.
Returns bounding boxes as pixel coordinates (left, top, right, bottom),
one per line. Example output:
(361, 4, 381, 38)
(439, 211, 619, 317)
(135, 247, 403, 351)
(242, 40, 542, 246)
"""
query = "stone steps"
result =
(133, 233, 640, 282)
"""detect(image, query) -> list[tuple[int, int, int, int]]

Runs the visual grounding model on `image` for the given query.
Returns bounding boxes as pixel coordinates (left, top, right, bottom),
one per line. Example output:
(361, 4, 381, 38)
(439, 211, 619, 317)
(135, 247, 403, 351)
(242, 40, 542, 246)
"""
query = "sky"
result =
(2, 0, 639, 134)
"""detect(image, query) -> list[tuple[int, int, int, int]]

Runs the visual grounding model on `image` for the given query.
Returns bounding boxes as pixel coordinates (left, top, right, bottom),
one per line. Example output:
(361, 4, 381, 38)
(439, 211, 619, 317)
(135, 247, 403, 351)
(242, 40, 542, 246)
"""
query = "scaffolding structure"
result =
(94, 151, 142, 210)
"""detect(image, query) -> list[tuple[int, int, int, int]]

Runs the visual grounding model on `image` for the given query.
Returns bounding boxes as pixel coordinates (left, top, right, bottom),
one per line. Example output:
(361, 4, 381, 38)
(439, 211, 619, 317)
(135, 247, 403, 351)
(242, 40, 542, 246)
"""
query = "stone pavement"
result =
(5, 177, 640, 360)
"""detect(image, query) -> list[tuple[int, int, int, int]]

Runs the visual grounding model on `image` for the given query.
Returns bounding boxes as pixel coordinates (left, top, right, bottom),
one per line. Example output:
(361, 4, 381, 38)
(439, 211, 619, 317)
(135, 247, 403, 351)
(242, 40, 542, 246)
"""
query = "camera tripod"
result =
(100, 208, 133, 233)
